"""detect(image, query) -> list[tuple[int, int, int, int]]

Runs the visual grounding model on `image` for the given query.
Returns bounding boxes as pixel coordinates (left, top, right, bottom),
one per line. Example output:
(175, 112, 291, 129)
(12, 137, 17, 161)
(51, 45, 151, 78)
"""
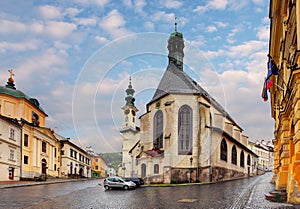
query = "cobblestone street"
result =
(1, 173, 300, 208)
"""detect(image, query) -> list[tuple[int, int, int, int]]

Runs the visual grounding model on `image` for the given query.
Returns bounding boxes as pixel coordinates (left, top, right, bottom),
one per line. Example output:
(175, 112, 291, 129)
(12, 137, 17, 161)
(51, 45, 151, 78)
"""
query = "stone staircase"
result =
(265, 188, 287, 203)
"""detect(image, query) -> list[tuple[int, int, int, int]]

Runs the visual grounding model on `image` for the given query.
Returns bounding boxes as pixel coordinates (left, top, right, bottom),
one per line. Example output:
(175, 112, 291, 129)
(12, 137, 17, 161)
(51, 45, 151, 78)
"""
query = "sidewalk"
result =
(245, 172, 299, 209)
(0, 178, 92, 189)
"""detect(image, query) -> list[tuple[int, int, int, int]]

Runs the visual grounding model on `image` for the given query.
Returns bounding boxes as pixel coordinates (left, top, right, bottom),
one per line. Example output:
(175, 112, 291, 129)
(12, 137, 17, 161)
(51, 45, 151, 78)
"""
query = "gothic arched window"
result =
(153, 110, 163, 149)
(240, 151, 245, 167)
(247, 154, 251, 166)
(231, 145, 237, 165)
(220, 138, 227, 162)
(178, 105, 193, 155)
(141, 163, 146, 178)
(154, 164, 159, 174)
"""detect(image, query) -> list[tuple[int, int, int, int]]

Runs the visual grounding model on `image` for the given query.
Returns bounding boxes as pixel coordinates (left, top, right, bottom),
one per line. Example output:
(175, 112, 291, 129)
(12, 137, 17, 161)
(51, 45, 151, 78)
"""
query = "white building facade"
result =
(0, 115, 21, 181)
(249, 140, 274, 172)
(57, 134, 91, 178)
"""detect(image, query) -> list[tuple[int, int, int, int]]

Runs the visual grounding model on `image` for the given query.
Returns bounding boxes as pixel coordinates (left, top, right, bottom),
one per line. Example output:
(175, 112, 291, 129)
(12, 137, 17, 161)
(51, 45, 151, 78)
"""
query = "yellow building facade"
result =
(91, 155, 109, 178)
(269, 0, 300, 203)
(0, 72, 60, 179)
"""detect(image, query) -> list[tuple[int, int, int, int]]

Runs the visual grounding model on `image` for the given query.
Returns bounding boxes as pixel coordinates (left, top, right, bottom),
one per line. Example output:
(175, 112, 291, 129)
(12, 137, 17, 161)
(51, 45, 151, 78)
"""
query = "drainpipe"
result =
(19, 120, 23, 180)
(197, 102, 200, 182)
(209, 113, 213, 182)
(297, 0, 300, 50)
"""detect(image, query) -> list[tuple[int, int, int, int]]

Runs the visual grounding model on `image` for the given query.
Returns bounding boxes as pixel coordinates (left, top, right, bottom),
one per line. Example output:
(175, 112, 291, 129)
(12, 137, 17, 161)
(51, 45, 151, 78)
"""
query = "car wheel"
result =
(123, 185, 129, 190)
(104, 185, 110, 190)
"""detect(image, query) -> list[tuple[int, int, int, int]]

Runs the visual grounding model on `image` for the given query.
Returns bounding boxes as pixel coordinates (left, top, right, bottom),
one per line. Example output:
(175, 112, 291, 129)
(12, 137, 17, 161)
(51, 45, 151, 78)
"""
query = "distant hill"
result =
(99, 152, 122, 171)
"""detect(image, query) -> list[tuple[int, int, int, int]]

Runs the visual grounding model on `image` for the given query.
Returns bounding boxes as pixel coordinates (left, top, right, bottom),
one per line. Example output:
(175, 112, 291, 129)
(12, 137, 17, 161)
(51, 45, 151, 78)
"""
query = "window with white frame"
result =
(9, 149, 14, 160)
(9, 128, 15, 140)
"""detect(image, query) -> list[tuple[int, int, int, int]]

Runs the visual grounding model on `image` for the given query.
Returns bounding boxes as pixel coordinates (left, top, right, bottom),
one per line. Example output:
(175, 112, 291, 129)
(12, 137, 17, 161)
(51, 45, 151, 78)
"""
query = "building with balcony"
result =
(268, 0, 300, 203)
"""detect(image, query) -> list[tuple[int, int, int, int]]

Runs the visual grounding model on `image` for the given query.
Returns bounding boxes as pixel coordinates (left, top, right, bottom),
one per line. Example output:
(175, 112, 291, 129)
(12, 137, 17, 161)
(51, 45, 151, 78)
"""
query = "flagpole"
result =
(273, 82, 285, 91)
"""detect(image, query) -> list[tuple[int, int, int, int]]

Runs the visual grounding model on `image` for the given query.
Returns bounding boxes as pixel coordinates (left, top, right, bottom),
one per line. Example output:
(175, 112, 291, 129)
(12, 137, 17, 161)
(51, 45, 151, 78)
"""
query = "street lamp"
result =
(190, 157, 193, 183)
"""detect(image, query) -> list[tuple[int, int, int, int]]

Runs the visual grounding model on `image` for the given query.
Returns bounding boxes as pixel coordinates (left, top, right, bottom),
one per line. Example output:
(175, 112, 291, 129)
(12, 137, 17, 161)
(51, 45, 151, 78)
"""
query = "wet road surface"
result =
(0, 173, 296, 209)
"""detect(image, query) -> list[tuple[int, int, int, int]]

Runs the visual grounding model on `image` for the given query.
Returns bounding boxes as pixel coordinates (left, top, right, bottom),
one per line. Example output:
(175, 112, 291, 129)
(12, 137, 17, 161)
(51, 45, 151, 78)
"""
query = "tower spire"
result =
(168, 18, 184, 70)
(125, 77, 135, 106)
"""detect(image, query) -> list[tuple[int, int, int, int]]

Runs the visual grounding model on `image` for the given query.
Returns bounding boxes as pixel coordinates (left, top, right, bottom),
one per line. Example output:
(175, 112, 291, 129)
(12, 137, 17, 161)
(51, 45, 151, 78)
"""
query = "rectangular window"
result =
(42, 141, 46, 153)
(10, 149, 14, 160)
(24, 134, 29, 147)
(24, 155, 29, 164)
(70, 149, 73, 157)
(95, 166, 99, 170)
(9, 128, 15, 140)
(54, 164, 57, 171)
(54, 148, 57, 158)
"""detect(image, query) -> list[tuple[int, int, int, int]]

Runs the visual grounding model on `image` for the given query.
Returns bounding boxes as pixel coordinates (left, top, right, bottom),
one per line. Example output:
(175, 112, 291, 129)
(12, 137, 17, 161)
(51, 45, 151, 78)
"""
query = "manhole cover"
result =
(178, 199, 198, 203)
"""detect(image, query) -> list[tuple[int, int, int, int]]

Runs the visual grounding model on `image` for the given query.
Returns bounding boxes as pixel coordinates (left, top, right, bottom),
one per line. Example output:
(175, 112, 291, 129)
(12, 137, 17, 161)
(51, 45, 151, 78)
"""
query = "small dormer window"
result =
(9, 128, 15, 140)
(32, 111, 39, 126)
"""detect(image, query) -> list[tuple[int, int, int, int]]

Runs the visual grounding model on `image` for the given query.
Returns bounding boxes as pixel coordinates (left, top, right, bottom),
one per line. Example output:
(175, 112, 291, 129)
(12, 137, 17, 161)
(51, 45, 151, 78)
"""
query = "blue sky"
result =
(0, 0, 272, 153)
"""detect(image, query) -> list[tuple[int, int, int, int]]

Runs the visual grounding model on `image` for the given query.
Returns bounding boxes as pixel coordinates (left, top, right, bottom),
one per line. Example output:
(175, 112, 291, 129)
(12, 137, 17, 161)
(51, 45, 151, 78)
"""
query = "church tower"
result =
(121, 77, 138, 131)
(120, 77, 139, 177)
(167, 19, 184, 70)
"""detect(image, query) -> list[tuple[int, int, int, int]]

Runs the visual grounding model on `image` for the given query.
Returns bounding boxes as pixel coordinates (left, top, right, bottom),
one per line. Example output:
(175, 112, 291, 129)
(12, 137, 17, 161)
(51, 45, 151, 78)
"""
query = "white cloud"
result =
(134, 0, 147, 16)
(152, 11, 175, 22)
(194, 0, 228, 13)
(227, 40, 267, 58)
(95, 36, 109, 43)
(46, 21, 77, 38)
(214, 21, 228, 28)
(206, 25, 217, 33)
(64, 7, 81, 17)
(30, 22, 44, 34)
(144, 21, 154, 30)
(75, 17, 98, 26)
(122, 0, 132, 7)
(99, 9, 132, 39)
(0, 20, 26, 34)
(0, 39, 40, 53)
(162, 0, 183, 9)
(203, 49, 225, 59)
(38, 5, 63, 19)
(256, 25, 269, 41)
(74, 0, 110, 7)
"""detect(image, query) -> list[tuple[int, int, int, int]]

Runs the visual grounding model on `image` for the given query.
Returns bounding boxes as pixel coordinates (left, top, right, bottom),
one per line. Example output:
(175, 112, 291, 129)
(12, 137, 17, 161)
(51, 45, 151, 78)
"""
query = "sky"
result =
(0, 0, 273, 153)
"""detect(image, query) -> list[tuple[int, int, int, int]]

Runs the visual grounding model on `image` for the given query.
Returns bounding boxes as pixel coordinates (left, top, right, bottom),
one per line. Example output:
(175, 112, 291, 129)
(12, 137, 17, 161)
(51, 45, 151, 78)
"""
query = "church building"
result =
(121, 25, 258, 184)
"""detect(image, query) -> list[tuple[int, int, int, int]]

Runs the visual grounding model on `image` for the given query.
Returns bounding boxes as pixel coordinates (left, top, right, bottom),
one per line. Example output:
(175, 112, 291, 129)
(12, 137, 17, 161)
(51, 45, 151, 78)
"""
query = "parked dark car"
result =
(103, 176, 136, 190)
(124, 177, 142, 187)
(138, 178, 144, 185)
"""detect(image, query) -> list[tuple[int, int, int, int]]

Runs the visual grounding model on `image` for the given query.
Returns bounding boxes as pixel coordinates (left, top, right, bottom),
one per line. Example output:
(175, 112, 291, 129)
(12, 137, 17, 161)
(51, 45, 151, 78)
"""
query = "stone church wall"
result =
(200, 166, 246, 182)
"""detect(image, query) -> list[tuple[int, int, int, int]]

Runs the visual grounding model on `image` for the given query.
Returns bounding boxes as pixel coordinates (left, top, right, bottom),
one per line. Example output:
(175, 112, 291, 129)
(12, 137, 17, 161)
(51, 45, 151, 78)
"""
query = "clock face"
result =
(131, 110, 136, 116)
(125, 109, 130, 115)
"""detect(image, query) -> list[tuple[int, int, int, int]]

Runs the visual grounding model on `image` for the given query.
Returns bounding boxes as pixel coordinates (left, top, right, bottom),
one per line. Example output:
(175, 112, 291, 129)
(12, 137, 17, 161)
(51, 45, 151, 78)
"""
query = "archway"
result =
(42, 159, 47, 175)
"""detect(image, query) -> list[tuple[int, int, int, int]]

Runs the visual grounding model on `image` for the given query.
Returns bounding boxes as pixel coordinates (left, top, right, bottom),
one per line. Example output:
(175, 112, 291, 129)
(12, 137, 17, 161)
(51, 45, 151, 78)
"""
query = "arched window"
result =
(141, 163, 146, 178)
(154, 164, 159, 174)
(247, 154, 251, 166)
(220, 138, 227, 161)
(153, 110, 163, 149)
(231, 145, 237, 165)
(240, 151, 245, 167)
(178, 105, 193, 155)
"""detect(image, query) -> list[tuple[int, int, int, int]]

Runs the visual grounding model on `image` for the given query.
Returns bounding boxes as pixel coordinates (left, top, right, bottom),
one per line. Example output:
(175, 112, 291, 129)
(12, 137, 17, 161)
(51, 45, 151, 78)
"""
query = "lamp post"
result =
(190, 157, 193, 183)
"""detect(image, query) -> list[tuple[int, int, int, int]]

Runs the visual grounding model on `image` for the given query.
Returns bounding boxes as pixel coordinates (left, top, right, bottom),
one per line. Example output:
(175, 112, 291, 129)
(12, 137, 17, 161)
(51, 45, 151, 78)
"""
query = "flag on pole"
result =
(266, 58, 279, 90)
(261, 79, 268, 101)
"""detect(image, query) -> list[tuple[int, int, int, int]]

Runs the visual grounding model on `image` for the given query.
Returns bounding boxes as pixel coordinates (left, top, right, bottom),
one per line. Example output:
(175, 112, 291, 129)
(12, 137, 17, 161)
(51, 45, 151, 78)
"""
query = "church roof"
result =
(149, 63, 242, 130)
(0, 83, 47, 116)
